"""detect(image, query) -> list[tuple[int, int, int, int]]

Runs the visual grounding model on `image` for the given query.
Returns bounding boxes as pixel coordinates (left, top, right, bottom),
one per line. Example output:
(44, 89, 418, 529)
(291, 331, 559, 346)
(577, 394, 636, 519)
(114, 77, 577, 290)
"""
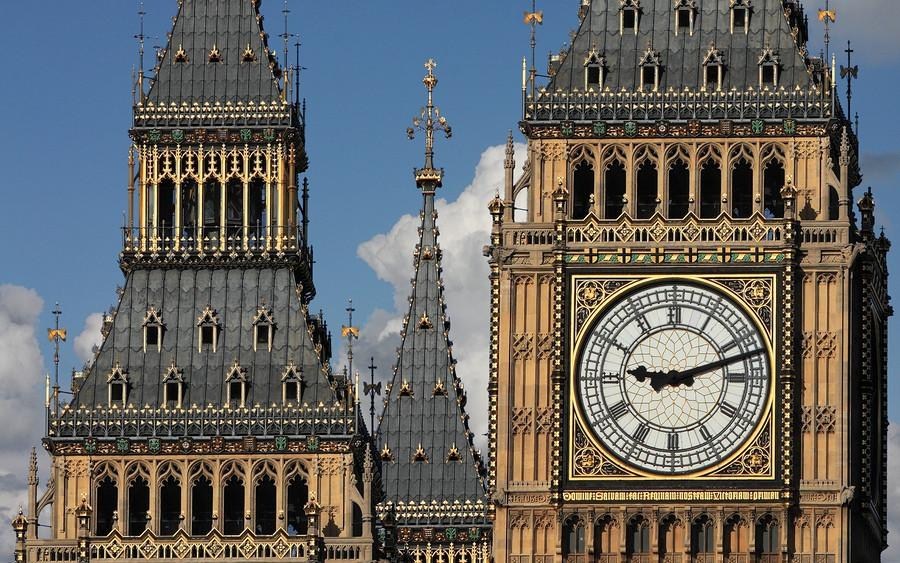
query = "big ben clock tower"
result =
(487, 1, 890, 562)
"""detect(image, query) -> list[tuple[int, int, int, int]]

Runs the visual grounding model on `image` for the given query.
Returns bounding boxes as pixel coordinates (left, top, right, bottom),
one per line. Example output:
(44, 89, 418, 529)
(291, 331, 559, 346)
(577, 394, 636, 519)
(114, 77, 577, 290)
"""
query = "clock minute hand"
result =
(671, 349, 765, 383)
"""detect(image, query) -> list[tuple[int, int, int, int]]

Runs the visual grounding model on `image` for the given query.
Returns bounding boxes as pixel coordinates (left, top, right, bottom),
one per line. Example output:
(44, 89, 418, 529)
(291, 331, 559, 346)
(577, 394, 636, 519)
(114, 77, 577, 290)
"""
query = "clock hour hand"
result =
(626, 366, 682, 393)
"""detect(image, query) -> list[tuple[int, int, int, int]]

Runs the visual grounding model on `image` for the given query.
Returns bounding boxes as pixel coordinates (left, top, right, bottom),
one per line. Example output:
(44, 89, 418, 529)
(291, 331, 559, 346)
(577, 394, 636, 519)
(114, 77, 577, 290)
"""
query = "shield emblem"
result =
(783, 119, 797, 135)
(172, 129, 185, 143)
(275, 436, 288, 451)
(240, 129, 253, 142)
(751, 119, 765, 134)
(624, 121, 638, 136)
(148, 438, 161, 453)
(561, 121, 575, 138)
(116, 438, 130, 453)
(592, 121, 607, 136)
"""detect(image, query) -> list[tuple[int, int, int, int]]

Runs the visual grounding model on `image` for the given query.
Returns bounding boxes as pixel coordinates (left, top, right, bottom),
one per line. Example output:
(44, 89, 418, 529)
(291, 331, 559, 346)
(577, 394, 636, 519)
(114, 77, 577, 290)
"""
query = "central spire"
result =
(407, 59, 452, 190)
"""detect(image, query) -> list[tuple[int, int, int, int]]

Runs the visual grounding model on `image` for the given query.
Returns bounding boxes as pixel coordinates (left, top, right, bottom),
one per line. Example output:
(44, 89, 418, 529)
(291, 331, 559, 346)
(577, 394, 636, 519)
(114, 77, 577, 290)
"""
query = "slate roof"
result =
(72, 268, 338, 412)
(377, 190, 489, 525)
(548, 0, 819, 93)
(146, 0, 284, 105)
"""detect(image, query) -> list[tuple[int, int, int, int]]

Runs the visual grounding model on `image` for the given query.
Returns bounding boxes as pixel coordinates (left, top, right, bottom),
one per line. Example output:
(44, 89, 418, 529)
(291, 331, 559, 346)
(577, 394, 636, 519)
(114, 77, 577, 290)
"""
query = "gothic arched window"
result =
(692, 515, 716, 556)
(674, 0, 696, 35)
(126, 470, 150, 537)
(563, 516, 586, 556)
(254, 464, 277, 535)
(636, 157, 659, 219)
(604, 158, 627, 219)
(253, 305, 275, 353)
(158, 465, 181, 536)
(756, 514, 780, 555)
(248, 177, 267, 243)
(158, 178, 176, 240)
(639, 48, 662, 92)
(703, 46, 725, 91)
(731, 0, 751, 34)
(108, 363, 129, 408)
(584, 49, 607, 90)
(162, 361, 184, 409)
(282, 361, 303, 405)
(700, 159, 723, 219)
(731, 150, 754, 218)
(627, 515, 651, 555)
(286, 468, 309, 535)
(724, 513, 749, 558)
(143, 307, 164, 353)
(758, 48, 781, 89)
(620, 0, 641, 34)
(226, 360, 249, 408)
(189, 463, 213, 536)
(222, 474, 245, 536)
(594, 514, 619, 556)
(197, 306, 220, 353)
(667, 152, 690, 219)
(181, 177, 198, 239)
(94, 467, 118, 536)
(572, 158, 595, 220)
(763, 157, 786, 218)
(202, 179, 221, 239)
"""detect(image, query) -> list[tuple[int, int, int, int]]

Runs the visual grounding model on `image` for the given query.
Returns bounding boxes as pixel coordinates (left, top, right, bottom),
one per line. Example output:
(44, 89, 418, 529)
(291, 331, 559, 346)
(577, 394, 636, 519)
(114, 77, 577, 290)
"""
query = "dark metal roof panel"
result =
(549, 0, 816, 93)
(73, 267, 338, 416)
(377, 192, 488, 522)
(146, 0, 283, 106)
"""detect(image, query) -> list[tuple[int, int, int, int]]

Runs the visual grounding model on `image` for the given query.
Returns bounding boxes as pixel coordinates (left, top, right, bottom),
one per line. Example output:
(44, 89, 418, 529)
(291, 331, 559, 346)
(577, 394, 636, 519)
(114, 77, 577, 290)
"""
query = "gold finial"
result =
(407, 59, 452, 189)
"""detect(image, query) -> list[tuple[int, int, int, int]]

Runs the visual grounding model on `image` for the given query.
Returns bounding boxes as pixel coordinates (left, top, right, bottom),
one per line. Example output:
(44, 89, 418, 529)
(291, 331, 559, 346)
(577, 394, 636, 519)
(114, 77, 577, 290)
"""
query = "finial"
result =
(341, 299, 359, 389)
(524, 0, 543, 97)
(407, 59, 452, 190)
(840, 41, 859, 125)
(818, 2, 836, 61)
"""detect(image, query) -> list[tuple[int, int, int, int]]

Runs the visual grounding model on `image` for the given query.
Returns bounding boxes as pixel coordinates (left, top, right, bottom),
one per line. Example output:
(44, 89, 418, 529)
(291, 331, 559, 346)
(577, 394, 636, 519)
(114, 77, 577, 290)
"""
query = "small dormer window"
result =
(107, 363, 128, 408)
(208, 44, 222, 63)
(162, 362, 184, 409)
(143, 307, 164, 353)
(674, 0, 696, 36)
(703, 46, 725, 91)
(197, 306, 220, 353)
(226, 360, 248, 408)
(758, 48, 781, 88)
(584, 49, 607, 90)
(620, 0, 641, 34)
(174, 45, 189, 63)
(252, 305, 275, 353)
(731, 0, 751, 34)
(281, 361, 303, 405)
(639, 47, 662, 92)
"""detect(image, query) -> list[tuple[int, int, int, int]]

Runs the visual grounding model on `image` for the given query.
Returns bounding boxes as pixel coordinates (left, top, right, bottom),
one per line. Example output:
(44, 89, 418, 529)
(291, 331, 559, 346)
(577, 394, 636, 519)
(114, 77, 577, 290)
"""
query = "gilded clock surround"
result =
(568, 274, 778, 481)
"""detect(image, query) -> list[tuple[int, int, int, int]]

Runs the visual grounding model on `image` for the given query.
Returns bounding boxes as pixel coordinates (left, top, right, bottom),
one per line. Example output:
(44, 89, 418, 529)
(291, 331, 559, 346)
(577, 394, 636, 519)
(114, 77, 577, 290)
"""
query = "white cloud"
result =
(353, 143, 526, 447)
(74, 312, 103, 365)
(0, 285, 45, 556)
(887, 422, 900, 562)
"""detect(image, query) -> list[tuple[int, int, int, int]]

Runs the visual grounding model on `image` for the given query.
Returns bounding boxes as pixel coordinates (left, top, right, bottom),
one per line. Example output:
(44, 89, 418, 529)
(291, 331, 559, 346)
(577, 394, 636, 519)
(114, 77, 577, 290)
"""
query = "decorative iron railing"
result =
(49, 404, 356, 439)
(524, 88, 831, 122)
(133, 100, 295, 129)
(122, 226, 309, 256)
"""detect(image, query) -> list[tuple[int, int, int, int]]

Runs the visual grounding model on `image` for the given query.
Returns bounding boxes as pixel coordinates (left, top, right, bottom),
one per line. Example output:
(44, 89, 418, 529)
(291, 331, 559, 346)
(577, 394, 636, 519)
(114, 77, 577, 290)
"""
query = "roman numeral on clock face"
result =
(601, 372, 619, 384)
(633, 423, 650, 444)
(727, 371, 747, 384)
(609, 400, 629, 420)
(720, 402, 738, 418)
(667, 432, 679, 451)
(699, 425, 712, 442)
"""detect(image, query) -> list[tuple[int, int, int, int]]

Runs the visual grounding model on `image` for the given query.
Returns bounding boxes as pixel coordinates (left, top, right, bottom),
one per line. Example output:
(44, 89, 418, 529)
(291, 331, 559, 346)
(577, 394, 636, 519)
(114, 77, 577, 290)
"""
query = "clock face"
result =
(578, 281, 771, 475)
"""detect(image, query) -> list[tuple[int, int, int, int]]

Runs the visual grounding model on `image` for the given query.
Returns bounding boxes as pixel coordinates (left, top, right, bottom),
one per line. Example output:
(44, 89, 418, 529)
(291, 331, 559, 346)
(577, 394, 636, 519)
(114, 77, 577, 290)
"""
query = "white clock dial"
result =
(578, 281, 771, 475)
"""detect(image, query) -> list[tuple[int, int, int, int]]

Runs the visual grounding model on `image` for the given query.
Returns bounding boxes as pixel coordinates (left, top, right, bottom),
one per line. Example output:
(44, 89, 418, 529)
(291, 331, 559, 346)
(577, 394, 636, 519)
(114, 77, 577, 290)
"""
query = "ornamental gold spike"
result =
(407, 58, 452, 189)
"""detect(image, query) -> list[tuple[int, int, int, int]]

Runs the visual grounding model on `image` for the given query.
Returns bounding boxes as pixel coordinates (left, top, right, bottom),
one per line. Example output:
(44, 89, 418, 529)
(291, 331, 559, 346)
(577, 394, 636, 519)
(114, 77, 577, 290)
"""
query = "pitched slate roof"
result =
(548, 0, 819, 93)
(146, 0, 284, 105)
(72, 267, 338, 412)
(377, 190, 489, 525)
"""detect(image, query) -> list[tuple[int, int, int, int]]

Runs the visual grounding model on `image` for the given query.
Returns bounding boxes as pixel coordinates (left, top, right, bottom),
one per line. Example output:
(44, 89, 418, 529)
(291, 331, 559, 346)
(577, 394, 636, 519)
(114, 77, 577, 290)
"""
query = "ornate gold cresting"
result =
(407, 59, 452, 190)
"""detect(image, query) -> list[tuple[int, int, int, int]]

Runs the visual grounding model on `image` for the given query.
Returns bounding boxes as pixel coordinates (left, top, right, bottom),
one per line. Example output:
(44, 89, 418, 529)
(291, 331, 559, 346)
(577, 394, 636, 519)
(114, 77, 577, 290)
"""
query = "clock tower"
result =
(486, 1, 890, 562)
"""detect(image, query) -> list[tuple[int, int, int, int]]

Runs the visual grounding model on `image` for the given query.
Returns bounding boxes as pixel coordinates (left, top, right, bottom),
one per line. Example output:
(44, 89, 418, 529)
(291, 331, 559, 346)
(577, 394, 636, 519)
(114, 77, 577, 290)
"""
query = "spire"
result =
(143, 0, 285, 107)
(407, 59, 452, 190)
(379, 61, 488, 528)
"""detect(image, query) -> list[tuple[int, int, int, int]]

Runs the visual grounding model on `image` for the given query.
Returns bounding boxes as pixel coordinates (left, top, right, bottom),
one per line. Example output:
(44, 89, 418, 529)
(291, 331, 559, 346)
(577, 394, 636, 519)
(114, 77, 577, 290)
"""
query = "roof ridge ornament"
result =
(407, 59, 452, 190)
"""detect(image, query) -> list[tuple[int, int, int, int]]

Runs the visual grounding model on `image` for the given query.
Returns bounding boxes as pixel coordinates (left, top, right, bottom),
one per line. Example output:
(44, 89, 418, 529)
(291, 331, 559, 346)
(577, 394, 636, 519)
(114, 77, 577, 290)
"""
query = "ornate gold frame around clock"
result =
(567, 274, 778, 481)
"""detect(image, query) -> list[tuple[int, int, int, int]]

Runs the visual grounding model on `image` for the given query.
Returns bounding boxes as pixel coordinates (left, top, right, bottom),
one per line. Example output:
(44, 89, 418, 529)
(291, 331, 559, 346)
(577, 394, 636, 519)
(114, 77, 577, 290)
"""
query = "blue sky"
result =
(0, 0, 899, 555)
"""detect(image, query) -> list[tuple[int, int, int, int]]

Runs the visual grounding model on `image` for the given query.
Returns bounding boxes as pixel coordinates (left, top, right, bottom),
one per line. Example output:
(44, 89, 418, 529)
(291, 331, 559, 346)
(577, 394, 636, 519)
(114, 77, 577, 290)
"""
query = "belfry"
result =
(487, 0, 890, 561)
